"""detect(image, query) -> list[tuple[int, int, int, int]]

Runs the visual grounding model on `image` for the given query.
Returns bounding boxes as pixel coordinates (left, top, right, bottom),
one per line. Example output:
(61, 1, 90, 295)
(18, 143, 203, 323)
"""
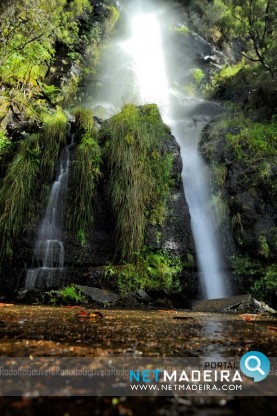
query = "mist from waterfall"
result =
(91, 0, 230, 299)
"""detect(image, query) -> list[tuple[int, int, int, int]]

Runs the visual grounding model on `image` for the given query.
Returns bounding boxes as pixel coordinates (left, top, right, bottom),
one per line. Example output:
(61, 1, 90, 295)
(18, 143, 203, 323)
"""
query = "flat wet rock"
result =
(192, 295, 276, 313)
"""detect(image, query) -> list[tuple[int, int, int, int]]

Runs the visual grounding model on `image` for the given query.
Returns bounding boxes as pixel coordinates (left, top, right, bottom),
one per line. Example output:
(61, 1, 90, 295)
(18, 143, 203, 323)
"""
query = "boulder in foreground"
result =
(192, 294, 276, 314)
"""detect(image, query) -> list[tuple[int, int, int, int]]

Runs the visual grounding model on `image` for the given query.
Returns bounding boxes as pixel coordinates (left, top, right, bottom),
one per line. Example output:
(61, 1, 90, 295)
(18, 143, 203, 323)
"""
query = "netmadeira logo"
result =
(240, 351, 270, 382)
(128, 351, 271, 392)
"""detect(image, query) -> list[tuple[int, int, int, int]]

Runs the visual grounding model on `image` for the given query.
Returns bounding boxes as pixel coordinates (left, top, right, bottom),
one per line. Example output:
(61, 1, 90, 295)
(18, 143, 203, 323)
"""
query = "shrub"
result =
(105, 249, 182, 294)
(49, 284, 87, 305)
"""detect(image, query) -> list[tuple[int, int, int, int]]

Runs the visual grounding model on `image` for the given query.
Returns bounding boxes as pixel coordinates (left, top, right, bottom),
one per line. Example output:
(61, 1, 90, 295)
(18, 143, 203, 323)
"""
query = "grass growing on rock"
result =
(102, 104, 172, 261)
(67, 108, 101, 244)
(40, 107, 68, 174)
(0, 107, 68, 264)
(0, 134, 41, 262)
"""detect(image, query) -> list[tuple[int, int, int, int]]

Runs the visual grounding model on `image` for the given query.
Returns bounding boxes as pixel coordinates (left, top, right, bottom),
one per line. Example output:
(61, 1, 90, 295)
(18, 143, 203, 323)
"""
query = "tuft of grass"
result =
(66, 107, 101, 243)
(102, 104, 171, 261)
(211, 162, 227, 188)
(0, 107, 67, 264)
(0, 129, 11, 161)
(73, 106, 95, 136)
(0, 134, 41, 262)
(40, 107, 68, 173)
(226, 120, 277, 162)
(105, 5, 120, 35)
(67, 133, 101, 243)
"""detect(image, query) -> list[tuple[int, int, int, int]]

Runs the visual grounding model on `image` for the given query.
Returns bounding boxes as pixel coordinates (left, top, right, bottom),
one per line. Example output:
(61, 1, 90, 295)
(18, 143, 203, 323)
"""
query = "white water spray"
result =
(93, 0, 230, 299)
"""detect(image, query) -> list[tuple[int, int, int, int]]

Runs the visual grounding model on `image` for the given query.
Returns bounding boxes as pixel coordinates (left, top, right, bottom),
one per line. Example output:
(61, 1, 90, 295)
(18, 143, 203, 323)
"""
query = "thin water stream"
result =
(25, 138, 73, 289)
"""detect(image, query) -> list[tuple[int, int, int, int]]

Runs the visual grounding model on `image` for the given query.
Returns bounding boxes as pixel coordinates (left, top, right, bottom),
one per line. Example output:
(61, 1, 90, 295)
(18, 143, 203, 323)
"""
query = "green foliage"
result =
(231, 255, 276, 305)
(250, 264, 277, 305)
(258, 235, 270, 259)
(66, 107, 101, 243)
(0, 0, 106, 129)
(0, 107, 67, 264)
(210, 192, 229, 227)
(211, 162, 227, 187)
(40, 107, 68, 173)
(103, 104, 171, 261)
(226, 120, 277, 162)
(105, 5, 120, 35)
(105, 249, 182, 294)
(73, 106, 95, 135)
(49, 284, 87, 305)
(183, 253, 195, 269)
(194, 0, 277, 77)
(68, 133, 101, 242)
(193, 68, 205, 85)
(231, 255, 261, 278)
(175, 25, 189, 35)
(0, 134, 41, 262)
(0, 130, 11, 160)
(204, 62, 247, 96)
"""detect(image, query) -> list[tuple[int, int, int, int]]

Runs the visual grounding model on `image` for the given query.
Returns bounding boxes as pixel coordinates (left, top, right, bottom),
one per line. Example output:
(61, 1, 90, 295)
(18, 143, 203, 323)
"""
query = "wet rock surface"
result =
(75, 285, 120, 306)
(0, 306, 276, 357)
(192, 295, 276, 314)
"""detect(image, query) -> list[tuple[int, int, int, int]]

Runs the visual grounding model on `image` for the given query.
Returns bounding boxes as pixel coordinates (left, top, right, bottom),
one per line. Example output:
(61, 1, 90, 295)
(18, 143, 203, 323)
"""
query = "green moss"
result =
(102, 104, 171, 261)
(105, 249, 182, 294)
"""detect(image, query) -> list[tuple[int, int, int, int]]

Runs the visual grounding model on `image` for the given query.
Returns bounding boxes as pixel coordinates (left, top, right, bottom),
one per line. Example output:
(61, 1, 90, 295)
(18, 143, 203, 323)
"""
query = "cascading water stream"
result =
(25, 137, 73, 289)
(92, 0, 230, 299)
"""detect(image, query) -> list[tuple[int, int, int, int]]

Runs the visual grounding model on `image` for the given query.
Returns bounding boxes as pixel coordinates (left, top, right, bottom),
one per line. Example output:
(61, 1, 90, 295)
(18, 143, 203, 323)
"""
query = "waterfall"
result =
(92, 0, 230, 299)
(25, 138, 73, 290)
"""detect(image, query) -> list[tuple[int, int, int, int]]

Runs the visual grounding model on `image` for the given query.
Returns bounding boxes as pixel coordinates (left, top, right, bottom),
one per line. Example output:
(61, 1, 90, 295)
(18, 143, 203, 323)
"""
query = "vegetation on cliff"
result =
(102, 104, 172, 262)
(177, 0, 276, 306)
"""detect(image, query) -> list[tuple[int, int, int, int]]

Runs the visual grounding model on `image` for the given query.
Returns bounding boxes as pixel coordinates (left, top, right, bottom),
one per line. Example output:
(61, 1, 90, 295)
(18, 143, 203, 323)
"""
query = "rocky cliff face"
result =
(0, 118, 195, 298)
(199, 119, 277, 306)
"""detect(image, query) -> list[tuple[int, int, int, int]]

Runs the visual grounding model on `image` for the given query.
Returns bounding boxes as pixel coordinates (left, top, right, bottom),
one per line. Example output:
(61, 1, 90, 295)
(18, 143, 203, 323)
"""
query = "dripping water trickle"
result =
(25, 135, 74, 289)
